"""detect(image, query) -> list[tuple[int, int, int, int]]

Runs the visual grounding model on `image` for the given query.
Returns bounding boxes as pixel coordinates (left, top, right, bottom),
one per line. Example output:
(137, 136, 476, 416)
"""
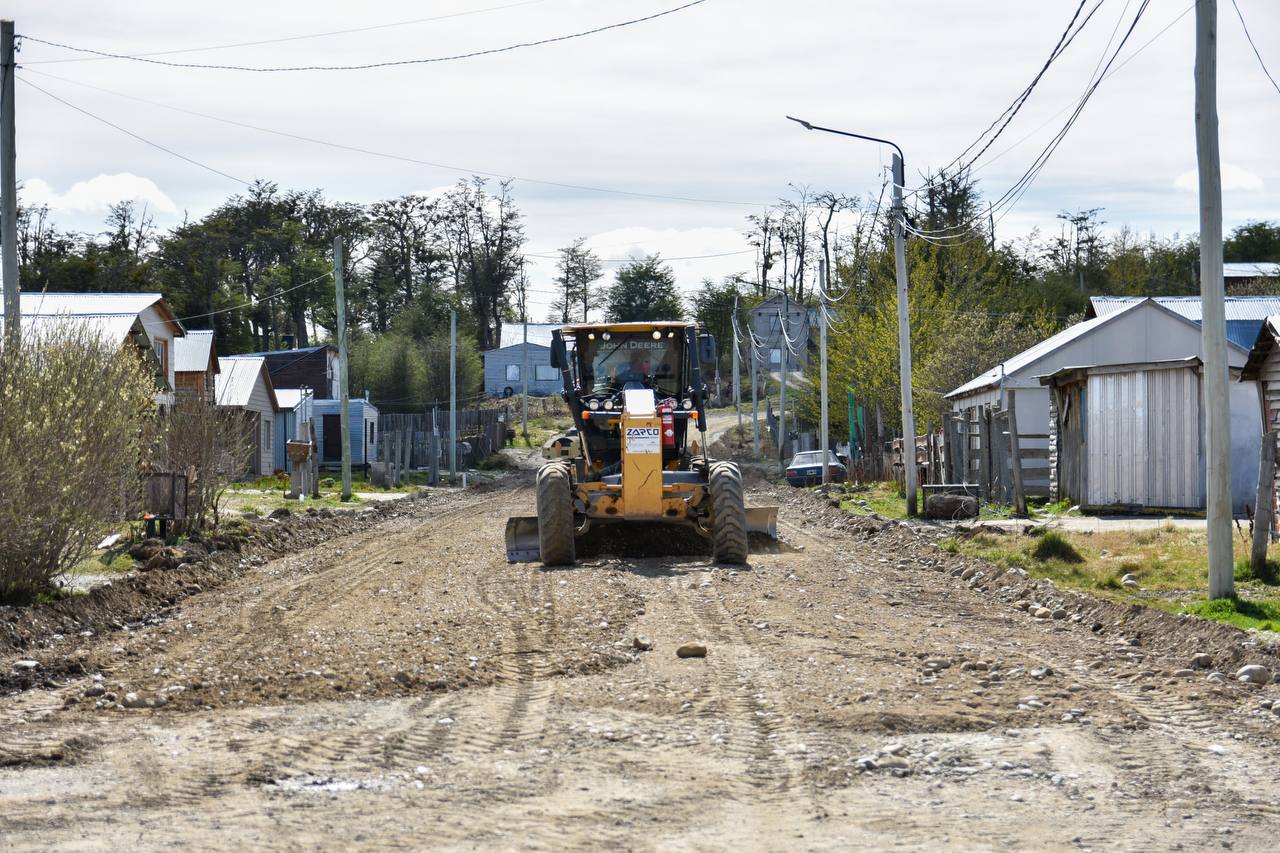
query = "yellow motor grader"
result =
(505, 321, 777, 565)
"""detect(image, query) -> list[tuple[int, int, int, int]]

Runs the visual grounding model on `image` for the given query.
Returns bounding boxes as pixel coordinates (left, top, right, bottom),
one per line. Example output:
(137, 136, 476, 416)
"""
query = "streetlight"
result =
(786, 116, 918, 516)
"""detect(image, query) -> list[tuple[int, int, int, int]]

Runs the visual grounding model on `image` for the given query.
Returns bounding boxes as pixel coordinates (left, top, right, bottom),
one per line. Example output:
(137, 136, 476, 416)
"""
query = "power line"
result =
(16, 76, 250, 185)
(524, 249, 754, 262)
(176, 269, 335, 321)
(1230, 0, 1280, 98)
(23, 0, 556, 65)
(19, 67, 765, 208)
(17, 1, 711, 73)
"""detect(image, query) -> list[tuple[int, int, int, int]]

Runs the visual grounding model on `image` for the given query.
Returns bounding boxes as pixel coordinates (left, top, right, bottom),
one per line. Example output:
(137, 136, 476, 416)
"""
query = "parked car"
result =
(785, 450, 848, 487)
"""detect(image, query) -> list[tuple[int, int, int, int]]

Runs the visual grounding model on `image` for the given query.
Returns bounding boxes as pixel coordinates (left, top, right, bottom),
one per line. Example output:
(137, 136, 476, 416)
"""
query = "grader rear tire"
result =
(709, 461, 749, 564)
(536, 462, 576, 566)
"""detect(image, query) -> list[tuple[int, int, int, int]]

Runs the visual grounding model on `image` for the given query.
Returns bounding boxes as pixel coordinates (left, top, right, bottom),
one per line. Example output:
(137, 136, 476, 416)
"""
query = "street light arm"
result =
(785, 115, 905, 178)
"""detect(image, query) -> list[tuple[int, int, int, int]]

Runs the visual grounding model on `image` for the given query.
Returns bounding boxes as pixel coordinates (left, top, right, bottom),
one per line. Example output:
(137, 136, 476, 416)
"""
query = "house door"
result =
(323, 414, 341, 462)
(248, 412, 262, 476)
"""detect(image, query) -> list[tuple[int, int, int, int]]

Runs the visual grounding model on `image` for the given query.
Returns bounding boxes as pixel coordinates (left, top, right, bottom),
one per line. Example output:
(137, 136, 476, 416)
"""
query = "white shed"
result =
(947, 298, 1261, 512)
(1041, 359, 1205, 511)
(215, 356, 282, 477)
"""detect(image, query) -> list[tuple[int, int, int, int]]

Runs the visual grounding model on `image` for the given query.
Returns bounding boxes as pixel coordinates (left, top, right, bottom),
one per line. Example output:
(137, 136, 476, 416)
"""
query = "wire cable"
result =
(19, 66, 765, 208)
(1230, 0, 1280, 97)
(18, 1, 711, 73)
(176, 270, 335, 322)
(17, 75, 250, 185)
(23, 1, 556, 65)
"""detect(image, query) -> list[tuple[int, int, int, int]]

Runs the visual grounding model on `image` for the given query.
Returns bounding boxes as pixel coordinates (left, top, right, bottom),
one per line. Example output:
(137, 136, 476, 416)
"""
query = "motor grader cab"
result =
(505, 321, 778, 565)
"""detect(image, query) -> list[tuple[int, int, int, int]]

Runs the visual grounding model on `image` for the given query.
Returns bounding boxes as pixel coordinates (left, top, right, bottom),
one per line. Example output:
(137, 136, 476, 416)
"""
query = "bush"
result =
(1029, 531, 1084, 563)
(160, 397, 256, 529)
(0, 322, 156, 603)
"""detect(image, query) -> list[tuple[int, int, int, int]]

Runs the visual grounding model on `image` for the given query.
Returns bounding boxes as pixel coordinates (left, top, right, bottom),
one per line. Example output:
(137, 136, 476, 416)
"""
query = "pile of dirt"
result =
(773, 480, 1280, 676)
(0, 496, 420, 663)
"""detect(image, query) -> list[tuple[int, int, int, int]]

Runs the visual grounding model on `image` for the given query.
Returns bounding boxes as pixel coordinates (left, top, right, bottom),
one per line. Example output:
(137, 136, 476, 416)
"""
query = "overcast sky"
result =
(9, 0, 1279, 317)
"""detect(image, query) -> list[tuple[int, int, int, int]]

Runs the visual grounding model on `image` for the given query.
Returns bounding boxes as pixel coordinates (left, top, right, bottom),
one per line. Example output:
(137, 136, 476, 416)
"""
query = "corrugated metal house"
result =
(241, 344, 340, 399)
(483, 323, 561, 396)
(310, 398, 380, 468)
(947, 297, 1261, 511)
(215, 356, 281, 477)
(749, 294, 815, 374)
(173, 330, 219, 402)
(271, 388, 317, 472)
(6, 292, 186, 404)
(1040, 359, 1205, 511)
(1087, 295, 1280, 351)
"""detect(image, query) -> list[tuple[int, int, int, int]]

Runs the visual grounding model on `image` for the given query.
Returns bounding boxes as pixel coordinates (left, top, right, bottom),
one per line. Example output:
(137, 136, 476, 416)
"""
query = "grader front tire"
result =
(709, 461, 749, 564)
(536, 462, 576, 566)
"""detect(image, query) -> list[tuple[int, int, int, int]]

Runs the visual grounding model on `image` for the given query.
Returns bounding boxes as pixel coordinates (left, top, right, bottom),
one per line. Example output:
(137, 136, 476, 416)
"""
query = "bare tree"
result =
(160, 398, 257, 530)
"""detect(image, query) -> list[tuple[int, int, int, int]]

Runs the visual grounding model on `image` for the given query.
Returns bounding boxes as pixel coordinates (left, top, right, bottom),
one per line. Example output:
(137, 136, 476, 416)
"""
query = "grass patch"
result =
(1234, 556, 1280, 586)
(1182, 597, 1280, 633)
(67, 548, 135, 576)
(1029, 531, 1084, 563)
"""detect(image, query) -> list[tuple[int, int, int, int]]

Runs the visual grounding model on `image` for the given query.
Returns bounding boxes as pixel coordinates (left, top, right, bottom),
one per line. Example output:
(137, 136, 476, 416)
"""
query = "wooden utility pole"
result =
(892, 152, 918, 516)
(1251, 431, 1276, 576)
(334, 237, 352, 501)
(521, 300, 529, 444)
(449, 308, 458, 482)
(750, 332, 760, 455)
(732, 294, 742, 440)
(778, 291, 789, 470)
(818, 258, 830, 484)
(1196, 0, 1233, 599)
(1, 20, 18, 350)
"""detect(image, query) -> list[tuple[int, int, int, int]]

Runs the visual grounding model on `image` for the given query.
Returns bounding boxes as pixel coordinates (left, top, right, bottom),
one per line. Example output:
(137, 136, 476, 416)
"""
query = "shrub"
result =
(1029, 531, 1084, 563)
(1234, 556, 1280, 586)
(159, 397, 256, 529)
(0, 321, 156, 603)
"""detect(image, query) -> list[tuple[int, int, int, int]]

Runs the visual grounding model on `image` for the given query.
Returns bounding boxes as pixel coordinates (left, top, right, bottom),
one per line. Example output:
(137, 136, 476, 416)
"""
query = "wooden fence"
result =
(377, 406, 510, 485)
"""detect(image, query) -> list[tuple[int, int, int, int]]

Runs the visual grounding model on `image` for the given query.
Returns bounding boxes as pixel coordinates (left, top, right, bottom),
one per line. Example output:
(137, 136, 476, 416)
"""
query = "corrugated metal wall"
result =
(1145, 366, 1201, 508)
(1085, 366, 1201, 509)
(1087, 371, 1147, 505)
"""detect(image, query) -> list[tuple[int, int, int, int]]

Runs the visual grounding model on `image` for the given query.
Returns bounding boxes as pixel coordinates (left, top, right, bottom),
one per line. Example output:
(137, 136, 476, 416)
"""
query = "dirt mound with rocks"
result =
(0, 497, 420, 666)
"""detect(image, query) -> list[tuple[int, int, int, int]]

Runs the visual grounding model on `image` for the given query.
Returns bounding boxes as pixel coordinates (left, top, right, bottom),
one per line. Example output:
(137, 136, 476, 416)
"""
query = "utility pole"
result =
(818, 258, 830, 484)
(778, 290, 788, 470)
(785, 116, 915, 514)
(1, 20, 18, 350)
(521, 287, 529, 444)
(1197, 0, 1232, 599)
(750, 333, 760, 455)
(732, 295, 742, 441)
(333, 237, 352, 501)
(449, 308, 458, 483)
(892, 153, 918, 516)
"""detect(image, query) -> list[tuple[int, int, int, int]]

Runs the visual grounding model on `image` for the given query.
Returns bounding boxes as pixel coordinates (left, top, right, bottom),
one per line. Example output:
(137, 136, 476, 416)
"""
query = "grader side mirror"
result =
(698, 334, 717, 367)
(550, 332, 567, 370)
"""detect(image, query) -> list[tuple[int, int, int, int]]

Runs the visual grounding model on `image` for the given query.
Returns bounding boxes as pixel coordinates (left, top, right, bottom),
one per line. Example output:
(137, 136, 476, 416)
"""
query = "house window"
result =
(155, 338, 169, 378)
(506, 364, 521, 381)
(535, 365, 558, 381)
(263, 418, 273, 452)
(770, 349, 781, 366)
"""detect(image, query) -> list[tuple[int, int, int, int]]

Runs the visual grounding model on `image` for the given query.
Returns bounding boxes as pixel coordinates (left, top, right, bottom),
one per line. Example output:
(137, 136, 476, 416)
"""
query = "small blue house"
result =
(483, 323, 562, 397)
(271, 392, 379, 471)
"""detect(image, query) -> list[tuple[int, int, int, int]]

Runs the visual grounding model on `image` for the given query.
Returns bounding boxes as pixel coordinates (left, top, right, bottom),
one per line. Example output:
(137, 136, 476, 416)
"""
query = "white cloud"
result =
(1174, 164, 1265, 193)
(20, 173, 178, 214)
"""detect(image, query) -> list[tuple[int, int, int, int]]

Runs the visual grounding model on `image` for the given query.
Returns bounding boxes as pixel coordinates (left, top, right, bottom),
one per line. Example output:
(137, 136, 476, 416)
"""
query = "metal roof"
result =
(946, 311, 1118, 398)
(497, 323, 559, 349)
(18, 291, 164, 317)
(275, 388, 305, 410)
(215, 356, 277, 410)
(240, 343, 335, 357)
(1089, 295, 1280, 321)
(1224, 262, 1280, 278)
(2, 313, 140, 343)
(174, 330, 216, 373)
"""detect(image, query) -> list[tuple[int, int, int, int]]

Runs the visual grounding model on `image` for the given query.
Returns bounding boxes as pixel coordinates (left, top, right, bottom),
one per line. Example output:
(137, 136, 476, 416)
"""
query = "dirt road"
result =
(4, 464, 1280, 850)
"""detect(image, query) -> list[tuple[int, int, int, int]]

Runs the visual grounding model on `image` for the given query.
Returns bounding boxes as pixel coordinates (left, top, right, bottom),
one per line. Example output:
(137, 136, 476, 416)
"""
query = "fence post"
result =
(1251, 430, 1277, 575)
(978, 408, 992, 498)
(1008, 390, 1027, 516)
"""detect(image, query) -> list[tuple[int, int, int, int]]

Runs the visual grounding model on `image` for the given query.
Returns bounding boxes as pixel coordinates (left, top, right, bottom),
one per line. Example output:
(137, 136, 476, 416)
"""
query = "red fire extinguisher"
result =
(659, 404, 675, 449)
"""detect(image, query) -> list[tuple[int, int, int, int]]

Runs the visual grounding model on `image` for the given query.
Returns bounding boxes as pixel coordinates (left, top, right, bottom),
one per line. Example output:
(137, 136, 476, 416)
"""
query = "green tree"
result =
(604, 255, 684, 322)
(547, 237, 603, 323)
(1225, 221, 1280, 263)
